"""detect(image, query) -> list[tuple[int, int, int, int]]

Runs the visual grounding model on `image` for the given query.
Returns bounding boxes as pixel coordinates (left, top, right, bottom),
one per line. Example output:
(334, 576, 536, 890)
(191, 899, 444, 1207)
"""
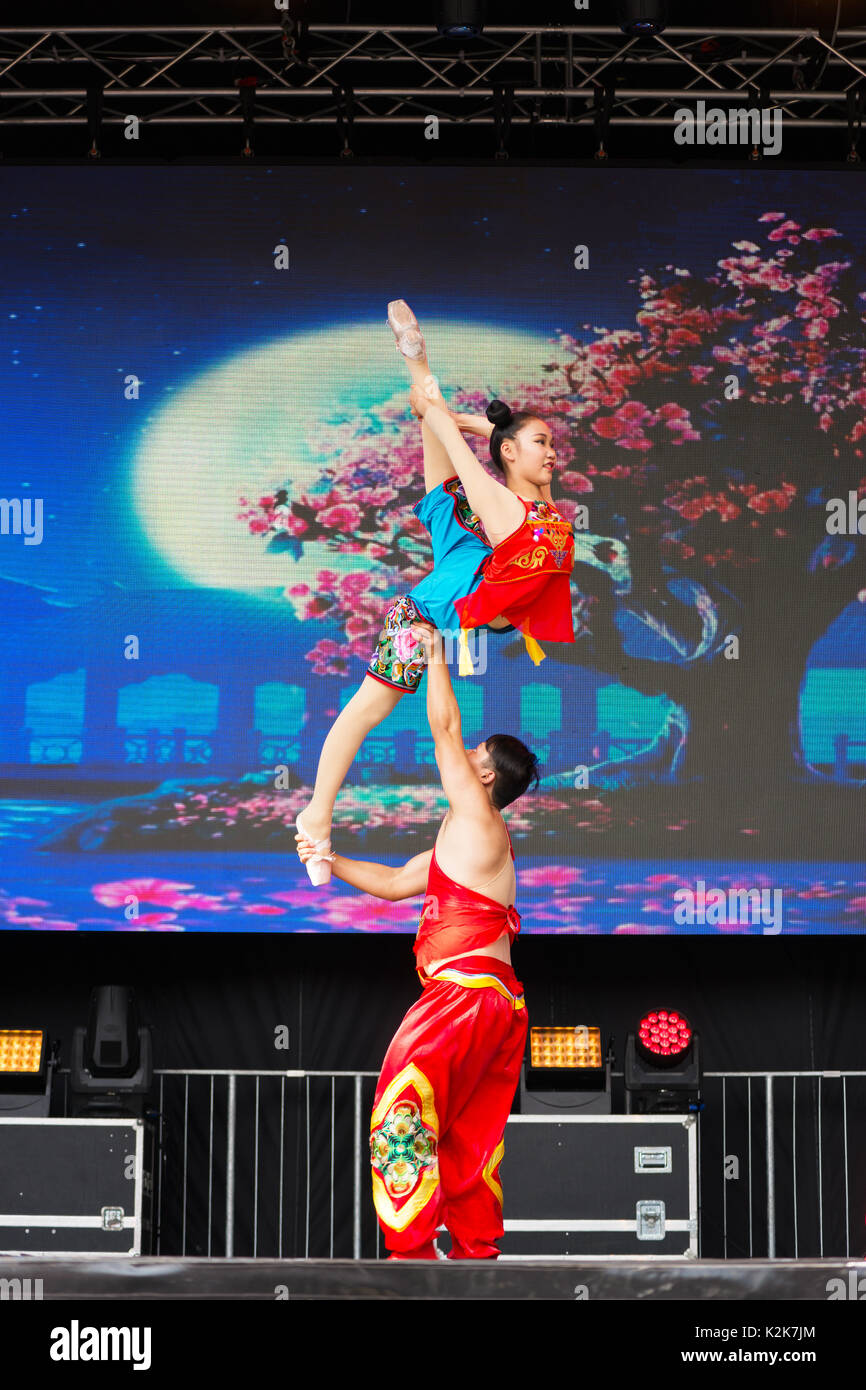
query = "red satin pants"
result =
(369, 955, 528, 1260)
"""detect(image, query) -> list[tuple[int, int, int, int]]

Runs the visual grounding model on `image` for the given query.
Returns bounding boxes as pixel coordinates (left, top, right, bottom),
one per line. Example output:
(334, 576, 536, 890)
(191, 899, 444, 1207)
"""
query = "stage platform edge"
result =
(1, 1256, 864, 1300)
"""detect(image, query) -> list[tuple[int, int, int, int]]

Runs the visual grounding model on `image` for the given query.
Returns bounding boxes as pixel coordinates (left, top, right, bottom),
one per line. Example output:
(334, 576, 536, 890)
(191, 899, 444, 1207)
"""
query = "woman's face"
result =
(502, 418, 556, 487)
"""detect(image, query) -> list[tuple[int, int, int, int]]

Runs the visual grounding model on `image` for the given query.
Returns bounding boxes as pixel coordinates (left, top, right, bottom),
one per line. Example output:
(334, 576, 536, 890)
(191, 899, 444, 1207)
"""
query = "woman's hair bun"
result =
(486, 398, 513, 430)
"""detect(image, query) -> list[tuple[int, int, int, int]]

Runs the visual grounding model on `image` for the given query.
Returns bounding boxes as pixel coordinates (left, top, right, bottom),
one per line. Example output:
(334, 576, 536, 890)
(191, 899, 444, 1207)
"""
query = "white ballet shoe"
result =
(295, 813, 334, 886)
(387, 299, 427, 361)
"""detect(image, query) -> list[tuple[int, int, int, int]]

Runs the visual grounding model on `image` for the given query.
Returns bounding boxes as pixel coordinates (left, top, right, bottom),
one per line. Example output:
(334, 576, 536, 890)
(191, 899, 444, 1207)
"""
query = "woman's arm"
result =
(454, 413, 495, 441)
(411, 393, 524, 542)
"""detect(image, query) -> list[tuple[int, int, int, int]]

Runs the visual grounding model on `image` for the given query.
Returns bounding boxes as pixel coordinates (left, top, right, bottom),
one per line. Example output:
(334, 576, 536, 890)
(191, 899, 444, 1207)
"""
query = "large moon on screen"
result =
(132, 318, 560, 591)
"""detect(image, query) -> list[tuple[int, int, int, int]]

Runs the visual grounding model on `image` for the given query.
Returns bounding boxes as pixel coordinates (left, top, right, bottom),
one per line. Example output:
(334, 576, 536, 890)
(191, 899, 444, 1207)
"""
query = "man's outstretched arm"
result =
(412, 621, 498, 823)
(296, 839, 432, 902)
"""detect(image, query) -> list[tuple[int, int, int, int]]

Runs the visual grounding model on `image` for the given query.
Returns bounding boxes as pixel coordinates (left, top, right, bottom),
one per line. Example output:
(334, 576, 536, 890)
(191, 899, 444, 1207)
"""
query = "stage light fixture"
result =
(617, 0, 668, 36)
(521, 1026, 612, 1114)
(0, 1028, 53, 1116)
(435, 1, 485, 38)
(530, 1025, 603, 1069)
(69, 986, 153, 1119)
(636, 1009, 692, 1066)
(625, 1007, 702, 1115)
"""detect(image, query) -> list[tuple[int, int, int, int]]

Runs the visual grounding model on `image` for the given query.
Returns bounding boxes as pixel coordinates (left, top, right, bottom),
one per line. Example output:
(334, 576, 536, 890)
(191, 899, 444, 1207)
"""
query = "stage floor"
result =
(1, 1256, 864, 1300)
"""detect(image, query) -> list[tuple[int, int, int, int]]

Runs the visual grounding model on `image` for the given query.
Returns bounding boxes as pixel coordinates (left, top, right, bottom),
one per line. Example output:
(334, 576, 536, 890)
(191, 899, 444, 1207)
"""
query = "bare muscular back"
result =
(423, 808, 516, 973)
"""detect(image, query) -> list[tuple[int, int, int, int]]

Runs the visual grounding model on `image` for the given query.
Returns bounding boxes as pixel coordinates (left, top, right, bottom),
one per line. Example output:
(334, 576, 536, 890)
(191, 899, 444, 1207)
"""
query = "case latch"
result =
(101, 1206, 125, 1231)
(636, 1199, 665, 1240)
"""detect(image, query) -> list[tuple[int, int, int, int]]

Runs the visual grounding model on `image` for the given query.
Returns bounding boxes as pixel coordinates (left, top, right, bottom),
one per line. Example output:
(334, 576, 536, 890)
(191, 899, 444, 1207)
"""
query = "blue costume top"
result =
(409, 476, 509, 633)
(368, 475, 533, 693)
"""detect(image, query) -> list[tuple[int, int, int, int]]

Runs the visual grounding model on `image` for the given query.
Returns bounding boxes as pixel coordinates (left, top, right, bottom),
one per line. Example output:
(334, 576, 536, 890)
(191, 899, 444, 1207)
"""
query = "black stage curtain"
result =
(3, 933, 864, 1261)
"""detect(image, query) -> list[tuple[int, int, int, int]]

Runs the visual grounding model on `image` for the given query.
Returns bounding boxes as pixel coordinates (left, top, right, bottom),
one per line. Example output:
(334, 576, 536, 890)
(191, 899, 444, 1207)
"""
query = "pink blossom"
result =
(553, 498, 583, 522)
(767, 219, 800, 239)
(616, 400, 654, 424)
(318, 895, 419, 932)
(125, 912, 181, 926)
(613, 924, 673, 934)
(355, 486, 398, 506)
(802, 227, 841, 241)
(170, 893, 229, 911)
(747, 490, 792, 514)
(319, 503, 362, 532)
(340, 571, 372, 596)
(667, 328, 702, 347)
(677, 497, 712, 521)
(304, 598, 331, 620)
(608, 364, 642, 389)
(92, 878, 199, 909)
(348, 637, 375, 659)
(804, 319, 829, 341)
(592, 415, 629, 439)
(518, 865, 585, 888)
(559, 470, 593, 493)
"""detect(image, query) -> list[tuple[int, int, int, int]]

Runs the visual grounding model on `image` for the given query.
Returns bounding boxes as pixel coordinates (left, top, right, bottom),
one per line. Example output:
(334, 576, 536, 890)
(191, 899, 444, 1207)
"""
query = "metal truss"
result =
(1, 24, 866, 144)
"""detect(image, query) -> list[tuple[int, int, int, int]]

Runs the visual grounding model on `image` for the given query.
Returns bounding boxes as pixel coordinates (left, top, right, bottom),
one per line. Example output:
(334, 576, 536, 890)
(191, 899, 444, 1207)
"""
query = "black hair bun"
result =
(486, 399, 513, 430)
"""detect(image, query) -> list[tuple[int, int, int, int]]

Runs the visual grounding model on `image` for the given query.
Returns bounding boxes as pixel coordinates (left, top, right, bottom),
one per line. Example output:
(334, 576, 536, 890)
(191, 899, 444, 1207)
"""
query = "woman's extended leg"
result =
(420, 417, 456, 494)
(420, 410, 495, 494)
(296, 674, 406, 847)
(389, 299, 456, 494)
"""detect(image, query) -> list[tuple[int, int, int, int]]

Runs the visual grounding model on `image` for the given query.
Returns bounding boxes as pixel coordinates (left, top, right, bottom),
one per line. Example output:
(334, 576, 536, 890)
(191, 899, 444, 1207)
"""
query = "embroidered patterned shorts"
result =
(367, 593, 430, 693)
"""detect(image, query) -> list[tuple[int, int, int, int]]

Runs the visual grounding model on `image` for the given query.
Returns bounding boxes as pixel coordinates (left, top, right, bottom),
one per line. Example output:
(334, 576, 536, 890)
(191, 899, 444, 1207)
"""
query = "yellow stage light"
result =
(530, 1026, 603, 1069)
(0, 1029, 45, 1076)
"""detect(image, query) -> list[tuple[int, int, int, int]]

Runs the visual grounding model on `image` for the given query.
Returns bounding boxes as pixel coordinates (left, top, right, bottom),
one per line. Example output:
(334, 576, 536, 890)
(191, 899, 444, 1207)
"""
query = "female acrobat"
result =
(295, 301, 576, 882)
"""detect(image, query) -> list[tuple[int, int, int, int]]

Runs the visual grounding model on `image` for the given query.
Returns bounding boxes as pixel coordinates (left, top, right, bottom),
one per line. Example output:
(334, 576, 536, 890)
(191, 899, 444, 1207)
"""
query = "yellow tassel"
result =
(458, 627, 475, 676)
(522, 631, 546, 665)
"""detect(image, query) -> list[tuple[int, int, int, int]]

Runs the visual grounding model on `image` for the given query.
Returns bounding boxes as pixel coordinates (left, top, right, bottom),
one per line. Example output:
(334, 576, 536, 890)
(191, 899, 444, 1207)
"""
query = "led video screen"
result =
(1, 165, 864, 933)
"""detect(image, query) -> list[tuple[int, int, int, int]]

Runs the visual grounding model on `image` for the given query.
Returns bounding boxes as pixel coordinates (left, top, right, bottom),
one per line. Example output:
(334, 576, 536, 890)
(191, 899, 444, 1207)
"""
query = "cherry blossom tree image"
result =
(239, 211, 866, 799)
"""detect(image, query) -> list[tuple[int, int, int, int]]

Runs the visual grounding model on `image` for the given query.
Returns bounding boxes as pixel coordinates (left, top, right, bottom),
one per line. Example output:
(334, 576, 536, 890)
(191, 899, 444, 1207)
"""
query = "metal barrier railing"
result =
(58, 1066, 866, 1259)
(705, 1070, 866, 1261)
(146, 1069, 381, 1260)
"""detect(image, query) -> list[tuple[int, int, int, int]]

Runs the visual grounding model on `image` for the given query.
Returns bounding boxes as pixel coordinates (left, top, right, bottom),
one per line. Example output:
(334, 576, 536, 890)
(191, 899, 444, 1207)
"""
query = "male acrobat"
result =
(296, 619, 538, 1259)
